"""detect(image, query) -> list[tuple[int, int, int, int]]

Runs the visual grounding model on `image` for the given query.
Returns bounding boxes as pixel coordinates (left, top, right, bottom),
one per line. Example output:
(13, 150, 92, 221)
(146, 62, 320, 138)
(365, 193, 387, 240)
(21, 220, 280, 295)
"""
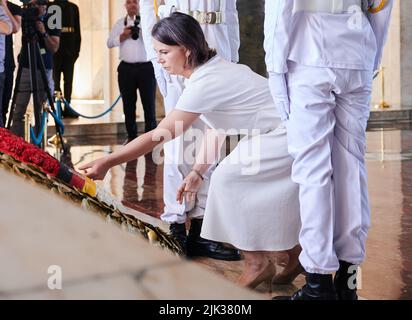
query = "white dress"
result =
(175, 56, 301, 251)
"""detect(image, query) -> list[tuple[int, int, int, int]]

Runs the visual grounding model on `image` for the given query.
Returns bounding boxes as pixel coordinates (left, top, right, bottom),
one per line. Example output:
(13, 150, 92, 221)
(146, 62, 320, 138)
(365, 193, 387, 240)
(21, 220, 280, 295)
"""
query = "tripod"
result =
(6, 23, 66, 153)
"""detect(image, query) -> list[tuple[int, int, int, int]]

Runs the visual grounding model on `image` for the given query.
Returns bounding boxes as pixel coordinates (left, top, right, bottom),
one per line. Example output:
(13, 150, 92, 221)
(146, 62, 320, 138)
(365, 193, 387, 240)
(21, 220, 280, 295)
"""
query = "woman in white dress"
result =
(140, 0, 241, 261)
(80, 12, 303, 289)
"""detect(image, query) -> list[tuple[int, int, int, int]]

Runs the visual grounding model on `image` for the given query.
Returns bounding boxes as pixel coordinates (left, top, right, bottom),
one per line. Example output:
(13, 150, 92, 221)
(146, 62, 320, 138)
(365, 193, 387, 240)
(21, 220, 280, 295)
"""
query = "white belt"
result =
(294, 0, 364, 14)
(158, 4, 225, 24)
(186, 10, 224, 24)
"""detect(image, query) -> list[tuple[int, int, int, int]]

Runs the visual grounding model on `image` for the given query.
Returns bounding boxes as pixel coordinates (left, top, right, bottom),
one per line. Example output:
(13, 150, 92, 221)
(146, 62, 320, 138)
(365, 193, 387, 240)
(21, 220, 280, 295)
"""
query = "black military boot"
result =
(334, 261, 359, 300)
(169, 223, 187, 254)
(186, 219, 241, 261)
(274, 273, 338, 300)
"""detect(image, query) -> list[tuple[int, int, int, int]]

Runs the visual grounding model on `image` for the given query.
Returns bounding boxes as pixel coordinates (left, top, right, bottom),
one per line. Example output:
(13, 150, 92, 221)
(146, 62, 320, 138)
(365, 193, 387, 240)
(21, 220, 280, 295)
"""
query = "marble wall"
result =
(237, 0, 266, 76)
(372, 0, 401, 108)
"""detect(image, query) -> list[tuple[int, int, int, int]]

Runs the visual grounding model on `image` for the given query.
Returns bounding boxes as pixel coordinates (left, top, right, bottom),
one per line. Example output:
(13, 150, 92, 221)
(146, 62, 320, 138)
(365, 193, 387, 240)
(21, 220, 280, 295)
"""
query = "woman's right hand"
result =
(79, 157, 111, 181)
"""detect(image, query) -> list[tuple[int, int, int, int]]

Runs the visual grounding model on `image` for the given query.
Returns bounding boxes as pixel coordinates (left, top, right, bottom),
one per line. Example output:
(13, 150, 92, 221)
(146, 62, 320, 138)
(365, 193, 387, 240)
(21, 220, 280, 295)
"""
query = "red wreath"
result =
(0, 128, 60, 177)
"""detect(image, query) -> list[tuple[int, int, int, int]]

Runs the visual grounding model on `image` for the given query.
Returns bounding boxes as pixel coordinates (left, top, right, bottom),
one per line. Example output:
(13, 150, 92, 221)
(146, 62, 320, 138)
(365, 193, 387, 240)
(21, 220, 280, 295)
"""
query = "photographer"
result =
(10, 0, 61, 137)
(0, 1, 12, 128)
(1, 0, 22, 127)
(107, 0, 157, 145)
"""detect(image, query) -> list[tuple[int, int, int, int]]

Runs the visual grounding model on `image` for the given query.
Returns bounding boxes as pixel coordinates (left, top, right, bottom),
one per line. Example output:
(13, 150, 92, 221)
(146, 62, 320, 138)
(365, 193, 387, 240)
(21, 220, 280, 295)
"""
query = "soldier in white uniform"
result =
(264, 0, 393, 299)
(139, 0, 241, 261)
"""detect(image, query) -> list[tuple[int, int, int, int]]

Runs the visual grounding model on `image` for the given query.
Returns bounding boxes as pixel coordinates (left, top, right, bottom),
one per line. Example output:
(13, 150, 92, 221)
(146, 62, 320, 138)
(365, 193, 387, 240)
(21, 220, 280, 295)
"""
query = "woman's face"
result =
(153, 39, 190, 76)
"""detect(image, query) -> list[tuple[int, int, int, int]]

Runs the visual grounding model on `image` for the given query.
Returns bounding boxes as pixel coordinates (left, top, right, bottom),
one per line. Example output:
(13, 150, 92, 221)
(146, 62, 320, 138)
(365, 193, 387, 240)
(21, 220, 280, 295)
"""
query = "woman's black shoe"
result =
(169, 223, 187, 254)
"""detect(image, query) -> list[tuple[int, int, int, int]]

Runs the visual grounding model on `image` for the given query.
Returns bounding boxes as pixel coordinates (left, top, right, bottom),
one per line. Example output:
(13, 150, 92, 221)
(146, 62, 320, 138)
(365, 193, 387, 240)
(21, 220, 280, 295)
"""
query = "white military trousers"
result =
(286, 61, 373, 274)
(160, 76, 212, 224)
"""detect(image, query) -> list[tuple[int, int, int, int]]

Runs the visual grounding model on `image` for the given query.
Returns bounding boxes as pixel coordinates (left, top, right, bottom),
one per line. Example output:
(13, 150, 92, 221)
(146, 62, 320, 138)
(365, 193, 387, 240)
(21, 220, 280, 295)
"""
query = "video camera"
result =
(20, 0, 49, 39)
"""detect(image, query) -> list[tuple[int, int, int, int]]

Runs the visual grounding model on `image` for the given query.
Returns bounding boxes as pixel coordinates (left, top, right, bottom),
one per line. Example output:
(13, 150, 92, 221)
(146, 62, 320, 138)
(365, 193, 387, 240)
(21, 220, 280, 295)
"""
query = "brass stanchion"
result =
(24, 113, 32, 143)
(48, 91, 67, 159)
(374, 66, 391, 109)
(42, 104, 49, 150)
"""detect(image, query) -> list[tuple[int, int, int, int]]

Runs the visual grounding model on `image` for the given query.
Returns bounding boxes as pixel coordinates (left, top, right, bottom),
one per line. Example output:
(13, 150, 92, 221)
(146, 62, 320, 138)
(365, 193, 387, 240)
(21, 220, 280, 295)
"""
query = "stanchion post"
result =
(42, 104, 49, 150)
(374, 66, 391, 109)
(24, 113, 31, 143)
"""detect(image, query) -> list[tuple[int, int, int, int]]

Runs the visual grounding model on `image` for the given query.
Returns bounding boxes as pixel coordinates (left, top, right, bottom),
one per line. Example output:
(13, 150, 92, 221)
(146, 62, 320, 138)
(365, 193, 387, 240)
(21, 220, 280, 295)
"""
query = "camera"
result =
(20, 0, 49, 39)
(128, 16, 141, 40)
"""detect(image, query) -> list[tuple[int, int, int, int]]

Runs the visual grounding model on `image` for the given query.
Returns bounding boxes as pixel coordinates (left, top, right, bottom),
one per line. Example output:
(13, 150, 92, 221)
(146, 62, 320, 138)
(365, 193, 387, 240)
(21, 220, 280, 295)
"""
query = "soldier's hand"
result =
(268, 72, 290, 121)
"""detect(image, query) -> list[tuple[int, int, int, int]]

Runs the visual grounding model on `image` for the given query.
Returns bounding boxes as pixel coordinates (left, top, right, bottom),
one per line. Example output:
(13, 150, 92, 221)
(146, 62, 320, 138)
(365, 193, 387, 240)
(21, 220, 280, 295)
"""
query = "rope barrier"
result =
(30, 111, 48, 146)
(62, 95, 122, 120)
(49, 110, 65, 134)
(29, 95, 121, 146)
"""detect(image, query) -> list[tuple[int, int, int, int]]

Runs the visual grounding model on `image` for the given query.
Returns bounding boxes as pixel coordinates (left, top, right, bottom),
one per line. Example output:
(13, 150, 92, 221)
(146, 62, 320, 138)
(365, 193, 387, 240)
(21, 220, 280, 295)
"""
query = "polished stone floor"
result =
(52, 126, 412, 300)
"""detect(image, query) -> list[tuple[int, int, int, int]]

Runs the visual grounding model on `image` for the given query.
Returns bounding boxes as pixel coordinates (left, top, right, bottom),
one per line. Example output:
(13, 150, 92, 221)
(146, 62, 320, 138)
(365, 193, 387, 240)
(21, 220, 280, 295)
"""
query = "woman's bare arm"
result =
(80, 110, 200, 180)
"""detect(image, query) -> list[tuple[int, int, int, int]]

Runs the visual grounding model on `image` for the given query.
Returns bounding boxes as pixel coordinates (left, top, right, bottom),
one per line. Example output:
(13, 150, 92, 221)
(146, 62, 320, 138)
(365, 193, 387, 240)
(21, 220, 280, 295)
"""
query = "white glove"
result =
(268, 72, 290, 121)
(152, 60, 168, 97)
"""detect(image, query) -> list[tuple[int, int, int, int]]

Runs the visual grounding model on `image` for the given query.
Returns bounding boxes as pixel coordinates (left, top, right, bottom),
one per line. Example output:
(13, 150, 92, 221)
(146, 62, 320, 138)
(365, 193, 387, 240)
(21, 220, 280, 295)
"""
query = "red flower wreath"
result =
(0, 128, 60, 177)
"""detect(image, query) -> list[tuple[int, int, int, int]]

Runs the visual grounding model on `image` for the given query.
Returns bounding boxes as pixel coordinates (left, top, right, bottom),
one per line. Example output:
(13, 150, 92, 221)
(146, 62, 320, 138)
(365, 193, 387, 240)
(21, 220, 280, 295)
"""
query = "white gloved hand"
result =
(153, 61, 168, 97)
(268, 72, 290, 121)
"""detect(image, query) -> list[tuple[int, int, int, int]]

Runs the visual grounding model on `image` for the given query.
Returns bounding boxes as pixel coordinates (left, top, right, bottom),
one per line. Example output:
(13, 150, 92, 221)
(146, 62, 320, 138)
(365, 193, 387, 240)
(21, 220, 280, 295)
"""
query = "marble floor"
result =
(49, 126, 412, 300)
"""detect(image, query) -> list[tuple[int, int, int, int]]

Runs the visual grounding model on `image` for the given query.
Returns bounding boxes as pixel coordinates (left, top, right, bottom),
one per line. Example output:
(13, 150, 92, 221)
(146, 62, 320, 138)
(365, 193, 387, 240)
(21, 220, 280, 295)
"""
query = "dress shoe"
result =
(273, 273, 338, 300)
(186, 219, 242, 261)
(169, 223, 187, 254)
(334, 261, 359, 300)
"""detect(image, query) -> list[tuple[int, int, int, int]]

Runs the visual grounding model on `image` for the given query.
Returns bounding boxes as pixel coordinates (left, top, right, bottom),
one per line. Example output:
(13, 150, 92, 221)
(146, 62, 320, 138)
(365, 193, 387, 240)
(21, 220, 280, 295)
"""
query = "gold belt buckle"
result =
(206, 11, 217, 24)
(190, 10, 222, 24)
(62, 27, 74, 33)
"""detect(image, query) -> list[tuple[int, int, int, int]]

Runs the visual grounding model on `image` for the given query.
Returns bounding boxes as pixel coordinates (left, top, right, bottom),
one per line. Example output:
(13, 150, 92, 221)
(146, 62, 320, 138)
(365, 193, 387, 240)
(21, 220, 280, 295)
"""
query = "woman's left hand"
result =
(176, 171, 204, 205)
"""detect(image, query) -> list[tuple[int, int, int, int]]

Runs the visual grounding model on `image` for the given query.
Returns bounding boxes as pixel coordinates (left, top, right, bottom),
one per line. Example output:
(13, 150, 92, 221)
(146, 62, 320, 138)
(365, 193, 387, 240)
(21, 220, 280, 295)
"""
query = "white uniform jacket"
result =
(264, 0, 393, 73)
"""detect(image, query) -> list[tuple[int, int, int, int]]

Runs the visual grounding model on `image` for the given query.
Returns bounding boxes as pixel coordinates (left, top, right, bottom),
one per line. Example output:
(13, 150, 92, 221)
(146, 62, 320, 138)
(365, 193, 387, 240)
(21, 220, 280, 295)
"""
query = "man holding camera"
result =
(107, 0, 157, 145)
(1, 0, 21, 127)
(0, 1, 12, 128)
(10, 0, 61, 137)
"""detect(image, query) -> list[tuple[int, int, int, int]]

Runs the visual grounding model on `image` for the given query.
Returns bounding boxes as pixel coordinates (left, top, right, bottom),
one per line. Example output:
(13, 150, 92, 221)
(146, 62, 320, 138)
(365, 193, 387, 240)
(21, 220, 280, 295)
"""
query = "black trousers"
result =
(2, 66, 15, 125)
(53, 54, 77, 103)
(118, 61, 157, 139)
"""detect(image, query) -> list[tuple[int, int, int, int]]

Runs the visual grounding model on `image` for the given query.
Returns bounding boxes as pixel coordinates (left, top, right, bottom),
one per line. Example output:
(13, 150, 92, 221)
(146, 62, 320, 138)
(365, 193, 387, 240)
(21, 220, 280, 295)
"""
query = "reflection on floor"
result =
(57, 127, 412, 300)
